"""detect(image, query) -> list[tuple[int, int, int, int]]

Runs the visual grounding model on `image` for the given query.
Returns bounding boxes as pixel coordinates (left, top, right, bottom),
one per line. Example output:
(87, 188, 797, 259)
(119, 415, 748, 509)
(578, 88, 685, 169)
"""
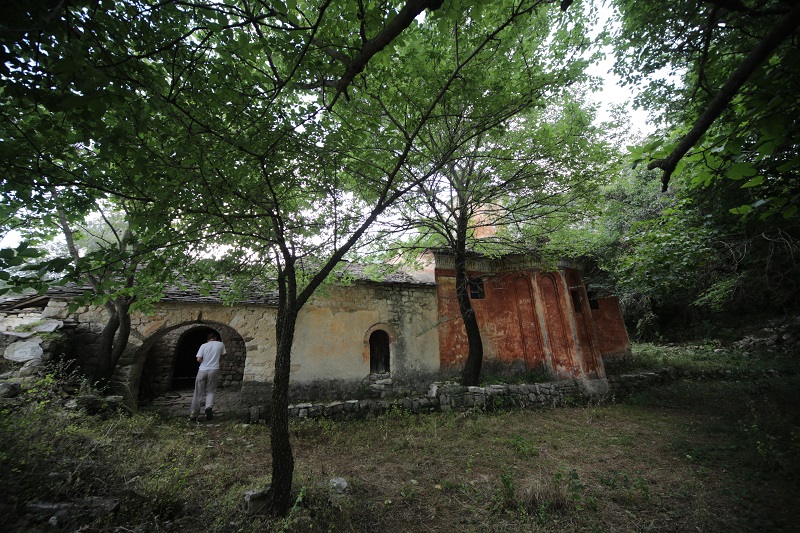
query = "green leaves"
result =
(740, 176, 764, 189)
(613, 0, 800, 223)
(727, 162, 758, 181)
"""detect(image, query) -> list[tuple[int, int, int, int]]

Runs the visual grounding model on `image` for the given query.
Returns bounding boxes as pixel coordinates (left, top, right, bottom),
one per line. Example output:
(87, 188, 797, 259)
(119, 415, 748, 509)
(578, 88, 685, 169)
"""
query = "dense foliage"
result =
(539, 0, 800, 338)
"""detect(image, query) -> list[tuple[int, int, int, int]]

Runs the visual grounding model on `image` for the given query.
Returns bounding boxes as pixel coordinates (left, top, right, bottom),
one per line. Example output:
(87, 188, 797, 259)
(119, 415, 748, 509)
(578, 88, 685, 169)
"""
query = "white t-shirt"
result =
(197, 340, 226, 371)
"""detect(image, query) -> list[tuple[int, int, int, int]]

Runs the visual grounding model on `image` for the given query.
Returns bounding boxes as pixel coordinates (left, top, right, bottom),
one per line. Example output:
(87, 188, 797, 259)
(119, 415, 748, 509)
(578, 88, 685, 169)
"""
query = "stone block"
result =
(244, 488, 269, 515)
(0, 382, 21, 398)
(3, 331, 35, 339)
(42, 301, 69, 319)
(18, 358, 43, 377)
(4, 339, 43, 362)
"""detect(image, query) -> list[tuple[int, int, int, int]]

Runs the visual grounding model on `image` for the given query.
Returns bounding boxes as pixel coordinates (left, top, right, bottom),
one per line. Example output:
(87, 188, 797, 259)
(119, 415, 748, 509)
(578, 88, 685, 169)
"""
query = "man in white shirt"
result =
(189, 332, 226, 422)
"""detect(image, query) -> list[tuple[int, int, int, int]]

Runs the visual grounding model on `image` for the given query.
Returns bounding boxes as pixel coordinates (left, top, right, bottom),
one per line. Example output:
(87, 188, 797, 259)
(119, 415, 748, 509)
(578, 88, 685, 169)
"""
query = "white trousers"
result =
(191, 369, 220, 415)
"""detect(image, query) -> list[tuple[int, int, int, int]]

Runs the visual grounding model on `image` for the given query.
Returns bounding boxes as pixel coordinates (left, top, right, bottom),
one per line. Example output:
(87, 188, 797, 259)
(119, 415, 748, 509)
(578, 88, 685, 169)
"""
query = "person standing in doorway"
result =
(189, 332, 226, 422)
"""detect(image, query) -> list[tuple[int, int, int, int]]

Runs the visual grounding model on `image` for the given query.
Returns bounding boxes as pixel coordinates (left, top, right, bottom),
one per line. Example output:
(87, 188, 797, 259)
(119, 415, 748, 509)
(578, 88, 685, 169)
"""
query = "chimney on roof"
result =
(472, 204, 498, 239)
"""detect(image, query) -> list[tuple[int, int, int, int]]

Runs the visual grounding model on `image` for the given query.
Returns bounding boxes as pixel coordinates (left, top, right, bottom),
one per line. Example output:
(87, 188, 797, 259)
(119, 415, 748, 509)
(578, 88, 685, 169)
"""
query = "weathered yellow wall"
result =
(289, 283, 440, 383)
(53, 280, 440, 401)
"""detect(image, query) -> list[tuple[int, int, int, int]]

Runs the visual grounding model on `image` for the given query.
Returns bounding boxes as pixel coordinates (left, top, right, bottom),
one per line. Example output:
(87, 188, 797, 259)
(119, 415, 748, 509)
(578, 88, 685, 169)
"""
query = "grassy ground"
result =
(1, 346, 799, 532)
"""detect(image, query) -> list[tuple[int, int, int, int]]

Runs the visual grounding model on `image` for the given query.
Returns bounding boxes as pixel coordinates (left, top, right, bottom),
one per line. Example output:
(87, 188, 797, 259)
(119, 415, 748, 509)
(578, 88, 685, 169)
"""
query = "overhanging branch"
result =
(648, 1, 800, 191)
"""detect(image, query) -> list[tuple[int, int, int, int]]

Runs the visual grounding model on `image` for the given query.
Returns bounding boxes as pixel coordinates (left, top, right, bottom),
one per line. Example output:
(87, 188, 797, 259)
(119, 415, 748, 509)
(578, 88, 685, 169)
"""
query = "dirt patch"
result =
(142, 386, 242, 420)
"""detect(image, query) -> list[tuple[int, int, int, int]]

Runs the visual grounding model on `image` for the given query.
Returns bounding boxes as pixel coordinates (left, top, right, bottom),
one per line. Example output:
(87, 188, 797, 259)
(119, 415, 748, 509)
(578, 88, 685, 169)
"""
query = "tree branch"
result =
(327, 0, 445, 109)
(649, 0, 800, 191)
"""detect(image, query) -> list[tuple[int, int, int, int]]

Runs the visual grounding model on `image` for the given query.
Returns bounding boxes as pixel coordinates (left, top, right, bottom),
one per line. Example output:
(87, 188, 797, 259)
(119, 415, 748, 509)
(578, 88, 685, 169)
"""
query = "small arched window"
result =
(369, 330, 390, 373)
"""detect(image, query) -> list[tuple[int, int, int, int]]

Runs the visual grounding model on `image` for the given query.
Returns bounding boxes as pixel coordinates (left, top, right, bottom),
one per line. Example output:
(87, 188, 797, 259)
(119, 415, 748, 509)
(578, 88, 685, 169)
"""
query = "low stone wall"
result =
(245, 379, 591, 423)
(242, 367, 789, 423)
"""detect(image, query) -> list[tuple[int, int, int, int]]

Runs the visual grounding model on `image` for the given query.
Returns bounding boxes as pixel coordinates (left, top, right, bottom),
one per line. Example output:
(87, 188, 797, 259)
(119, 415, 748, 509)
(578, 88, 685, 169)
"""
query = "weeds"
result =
(2, 347, 799, 531)
(599, 471, 650, 503)
(624, 341, 799, 375)
(502, 433, 539, 459)
(494, 465, 597, 523)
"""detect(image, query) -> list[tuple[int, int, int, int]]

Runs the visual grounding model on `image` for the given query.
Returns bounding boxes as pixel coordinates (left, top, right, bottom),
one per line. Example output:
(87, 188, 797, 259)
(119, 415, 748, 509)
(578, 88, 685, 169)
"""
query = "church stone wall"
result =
(44, 280, 440, 412)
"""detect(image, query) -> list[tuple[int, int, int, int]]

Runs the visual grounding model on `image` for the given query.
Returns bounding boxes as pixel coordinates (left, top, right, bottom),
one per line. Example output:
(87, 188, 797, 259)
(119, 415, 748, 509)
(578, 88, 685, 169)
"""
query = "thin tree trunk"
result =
(95, 298, 133, 387)
(456, 213, 484, 386)
(269, 264, 299, 516)
(96, 304, 121, 384)
(57, 205, 135, 387)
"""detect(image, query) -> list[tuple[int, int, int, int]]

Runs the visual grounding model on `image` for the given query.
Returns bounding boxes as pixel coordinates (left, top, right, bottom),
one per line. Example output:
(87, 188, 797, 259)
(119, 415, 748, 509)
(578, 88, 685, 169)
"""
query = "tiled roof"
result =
(44, 279, 278, 306)
(37, 261, 433, 307)
(338, 262, 435, 285)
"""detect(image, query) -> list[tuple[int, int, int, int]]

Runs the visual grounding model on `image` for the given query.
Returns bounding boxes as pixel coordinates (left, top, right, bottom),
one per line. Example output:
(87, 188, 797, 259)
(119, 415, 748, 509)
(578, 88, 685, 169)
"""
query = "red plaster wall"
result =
(564, 269, 604, 379)
(537, 272, 578, 378)
(436, 269, 546, 369)
(436, 265, 617, 381)
(591, 296, 631, 358)
(509, 275, 547, 369)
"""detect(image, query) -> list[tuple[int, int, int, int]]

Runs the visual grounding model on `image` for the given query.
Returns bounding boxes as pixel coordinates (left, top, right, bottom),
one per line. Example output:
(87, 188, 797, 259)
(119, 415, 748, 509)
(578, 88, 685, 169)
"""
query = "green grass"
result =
(617, 340, 800, 375)
(2, 342, 799, 532)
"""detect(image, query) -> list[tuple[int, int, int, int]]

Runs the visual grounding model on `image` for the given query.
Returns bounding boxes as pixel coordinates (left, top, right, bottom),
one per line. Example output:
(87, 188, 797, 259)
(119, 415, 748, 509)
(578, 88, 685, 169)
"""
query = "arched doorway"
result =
(172, 326, 219, 389)
(369, 330, 390, 373)
(137, 322, 246, 404)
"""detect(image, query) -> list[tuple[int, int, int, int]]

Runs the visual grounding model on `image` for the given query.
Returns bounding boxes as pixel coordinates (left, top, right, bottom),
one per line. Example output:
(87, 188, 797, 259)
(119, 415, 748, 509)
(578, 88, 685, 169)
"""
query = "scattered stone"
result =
(25, 497, 119, 526)
(73, 394, 127, 416)
(4, 339, 43, 363)
(3, 331, 36, 339)
(243, 488, 269, 515)
(30, 320, 63, 333)
(0, 382, 21, 398)
(329, 477, 348, 494)
(18, 358, 43, 377)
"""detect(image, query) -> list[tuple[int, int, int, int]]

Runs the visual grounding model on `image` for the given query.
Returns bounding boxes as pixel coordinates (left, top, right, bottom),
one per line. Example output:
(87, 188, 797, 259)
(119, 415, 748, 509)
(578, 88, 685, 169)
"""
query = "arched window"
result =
(369, 330, 390, 373)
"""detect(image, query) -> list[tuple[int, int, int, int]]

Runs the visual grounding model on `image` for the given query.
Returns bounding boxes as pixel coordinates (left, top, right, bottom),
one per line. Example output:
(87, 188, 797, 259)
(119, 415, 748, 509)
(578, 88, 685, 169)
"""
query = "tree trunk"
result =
(456, 215, 484, 386)
(269, 305, 298, 515)
(267, 260, 300, 516)
(95, 298, 133, 388)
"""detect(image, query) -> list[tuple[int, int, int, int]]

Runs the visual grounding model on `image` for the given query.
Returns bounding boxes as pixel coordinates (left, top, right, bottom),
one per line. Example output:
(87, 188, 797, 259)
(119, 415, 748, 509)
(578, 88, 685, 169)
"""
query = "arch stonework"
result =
(67, 301, 277, 407)
(138, 322, 247, 400)
(361, 322, 396, 367)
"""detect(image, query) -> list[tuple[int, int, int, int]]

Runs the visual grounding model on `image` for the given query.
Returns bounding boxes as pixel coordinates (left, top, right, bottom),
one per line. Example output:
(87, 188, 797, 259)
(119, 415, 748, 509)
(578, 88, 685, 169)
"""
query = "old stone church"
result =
(1, 251, 630, 415)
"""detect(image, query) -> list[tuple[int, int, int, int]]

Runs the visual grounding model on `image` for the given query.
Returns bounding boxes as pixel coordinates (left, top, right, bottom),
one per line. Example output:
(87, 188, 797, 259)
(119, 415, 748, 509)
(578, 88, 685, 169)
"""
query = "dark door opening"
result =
(172, 327, 218, 389)
(369, 330, 390, 373)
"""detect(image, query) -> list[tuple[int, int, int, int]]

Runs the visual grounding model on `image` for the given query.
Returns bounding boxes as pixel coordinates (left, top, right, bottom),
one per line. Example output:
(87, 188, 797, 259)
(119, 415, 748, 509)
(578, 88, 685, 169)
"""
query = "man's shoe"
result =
(205, 407, 213, 421)
(189, 415, 198, 423)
